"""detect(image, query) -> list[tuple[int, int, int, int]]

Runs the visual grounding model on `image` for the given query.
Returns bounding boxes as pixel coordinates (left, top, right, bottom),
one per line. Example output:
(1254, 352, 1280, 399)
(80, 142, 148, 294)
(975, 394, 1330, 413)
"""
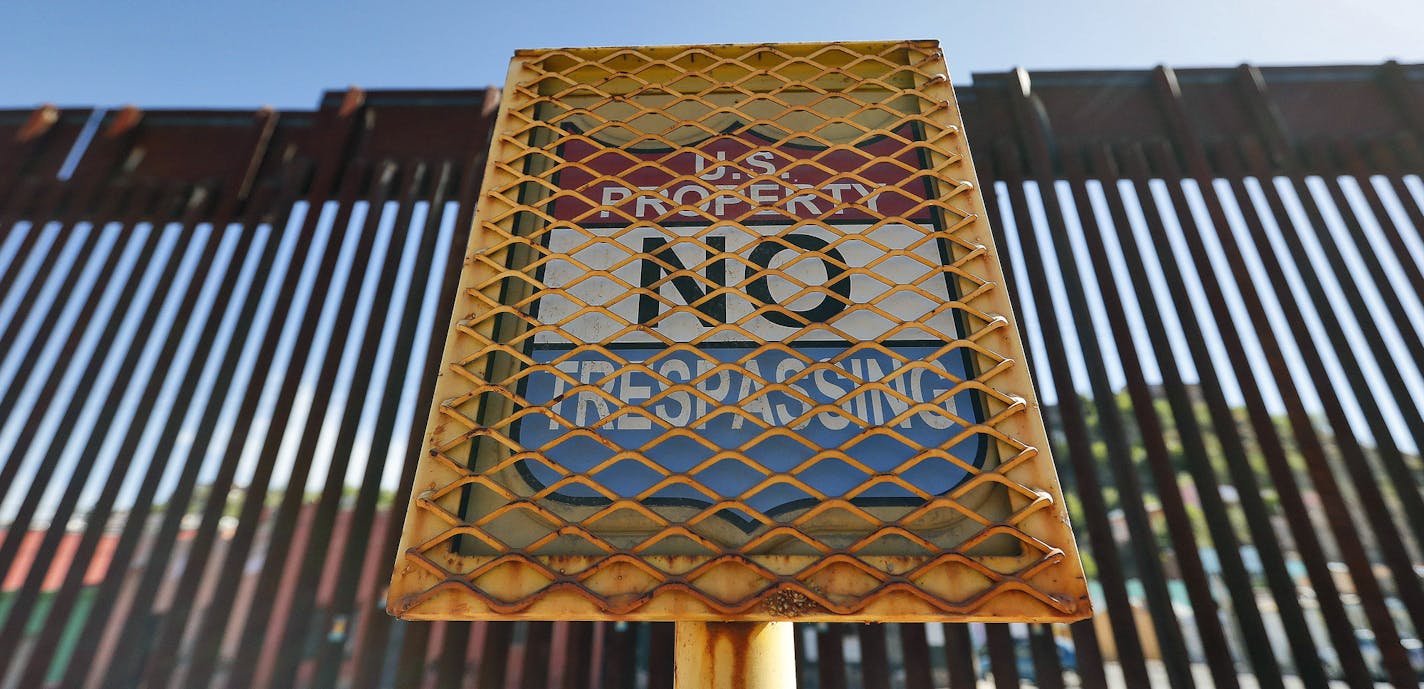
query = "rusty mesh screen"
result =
(389, 41, 1088, 622)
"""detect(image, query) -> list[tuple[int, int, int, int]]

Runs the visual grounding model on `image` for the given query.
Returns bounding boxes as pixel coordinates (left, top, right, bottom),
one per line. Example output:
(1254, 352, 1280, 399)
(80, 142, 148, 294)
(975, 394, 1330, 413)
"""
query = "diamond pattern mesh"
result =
(390, 41, 1088, 622)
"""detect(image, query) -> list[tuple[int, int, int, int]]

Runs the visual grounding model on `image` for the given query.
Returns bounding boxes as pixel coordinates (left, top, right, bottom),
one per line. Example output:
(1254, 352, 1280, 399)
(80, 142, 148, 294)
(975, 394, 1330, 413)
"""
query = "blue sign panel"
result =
(508, 127, 989, 525)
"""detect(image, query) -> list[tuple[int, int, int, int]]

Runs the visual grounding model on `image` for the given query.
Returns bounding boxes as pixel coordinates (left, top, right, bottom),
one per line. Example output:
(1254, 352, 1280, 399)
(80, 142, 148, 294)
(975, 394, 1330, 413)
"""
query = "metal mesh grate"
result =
(389, 41, 1087, 622)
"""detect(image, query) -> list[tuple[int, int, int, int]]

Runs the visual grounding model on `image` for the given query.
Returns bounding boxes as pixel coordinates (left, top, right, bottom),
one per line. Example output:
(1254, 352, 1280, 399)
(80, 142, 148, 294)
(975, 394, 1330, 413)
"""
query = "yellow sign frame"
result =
(389, 40, 1089, 622)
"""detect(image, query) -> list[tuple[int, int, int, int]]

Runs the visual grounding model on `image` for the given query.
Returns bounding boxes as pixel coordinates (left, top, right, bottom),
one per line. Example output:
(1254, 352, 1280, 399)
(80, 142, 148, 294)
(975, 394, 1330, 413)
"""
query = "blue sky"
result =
(4, 0, 1424, 109)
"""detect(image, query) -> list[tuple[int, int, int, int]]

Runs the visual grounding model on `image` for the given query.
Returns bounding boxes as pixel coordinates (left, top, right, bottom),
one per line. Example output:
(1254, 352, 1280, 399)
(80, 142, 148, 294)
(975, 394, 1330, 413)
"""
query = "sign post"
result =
(675, 621, 795, 689)
(390, 40, 1089, 684)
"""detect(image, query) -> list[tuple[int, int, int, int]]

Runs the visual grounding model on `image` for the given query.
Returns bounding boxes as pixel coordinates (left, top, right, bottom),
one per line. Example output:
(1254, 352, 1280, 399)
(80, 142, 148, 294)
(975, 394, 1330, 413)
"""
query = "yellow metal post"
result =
(674, 621, 796, 689)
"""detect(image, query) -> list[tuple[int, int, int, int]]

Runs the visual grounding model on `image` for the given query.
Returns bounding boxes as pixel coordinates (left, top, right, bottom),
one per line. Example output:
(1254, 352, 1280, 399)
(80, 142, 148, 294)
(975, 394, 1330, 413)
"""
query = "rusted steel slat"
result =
(1027, 625, 1064, 689)
(311, 164, 454, 689)
(1148, 139, 1376, 687)
(1353, 139, 1424, 332)
(1309, 141, 1424, 528)
(393, 622, 435, 689)
(1002, 73, 1212, 686)
(12, 194, 281, 689)
(815, 624, 847, 689)
(0, 186, 174, 602)
(432, 621, 473, 689)
(1219, 139, 1422, 687)
(264, 164, 428, 687)
(352, 136, 488, 689)
(857, 624, 890, 689)
(990, 140, 1158, 689)
(0, 215, 106, 374)
(112, 181, 315, 689)
(560, 621, 596, 689)
(983, 624, 1019, 689)
(1049, 141, 1261, 689)
(1146, 68, 1338, 686)
(162, 163, 375, 689)
(80, 185, 297, 689)
(0, 200, 137, 511)
(600, 622, 638, 689)
(0, 189, 215, 678)
(468, 622, 509, 689)
(208, 160, 398, 689)
(519, 621, 555, 689)
(939, 623, 976, 689)
(898, 624, 933, 689)
(648, 622, 675, 689)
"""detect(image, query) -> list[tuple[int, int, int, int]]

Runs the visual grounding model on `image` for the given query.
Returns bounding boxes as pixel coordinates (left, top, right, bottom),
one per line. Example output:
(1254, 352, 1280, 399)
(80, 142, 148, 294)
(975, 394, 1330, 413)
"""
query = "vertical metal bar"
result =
(262, 163, 428, 687)
(793, 622, 814, 689)
(11, 182, 284, 689)
(210, 160, 399, 689)
(1135, 138, 1373, 687)
(601, 623, 638, 689)
(0, 185, 215, 679)
(983, 624, 1019, 689)
(647, 622, 675, 689)
(517, 621, 555, 689)
(898, 624, 933, 689)
(156, 160, 377, 689)
(989, 139, 1159, 689)
(1353, 139, 1424, 323)
(560, 622, 596, 689)
(353, 147, 487, 689)
(428, 621, 471, 689)
(1217, 139, 1421, 687)
(1146, 68, 1343, 687)
(856, 624, 890, 689)
(1307, 140, 1424, 534)
(49, 115, 292, 689)
(0, 215, 105, 385)
(976, 146, 1116, 689)
(1027, 625, 1064, 689)
(939, 623, 976, 689)
(308, 164, 453, 689)
(815, 624, 847, 689)
(393, 622, 436, 689)
(1004, 75, 1215, 688)
(0, 191, 136, 515)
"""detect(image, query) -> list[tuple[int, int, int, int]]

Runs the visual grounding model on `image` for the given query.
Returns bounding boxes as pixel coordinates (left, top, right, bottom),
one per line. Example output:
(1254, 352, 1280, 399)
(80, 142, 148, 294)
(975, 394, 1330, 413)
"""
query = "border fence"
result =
(1, 62, 1422, 688)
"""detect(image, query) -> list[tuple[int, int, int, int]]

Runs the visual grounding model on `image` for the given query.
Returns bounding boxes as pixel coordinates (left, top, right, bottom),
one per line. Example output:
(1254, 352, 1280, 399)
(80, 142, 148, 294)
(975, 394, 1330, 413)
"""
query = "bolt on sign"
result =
(389, 41, 1090, 622)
